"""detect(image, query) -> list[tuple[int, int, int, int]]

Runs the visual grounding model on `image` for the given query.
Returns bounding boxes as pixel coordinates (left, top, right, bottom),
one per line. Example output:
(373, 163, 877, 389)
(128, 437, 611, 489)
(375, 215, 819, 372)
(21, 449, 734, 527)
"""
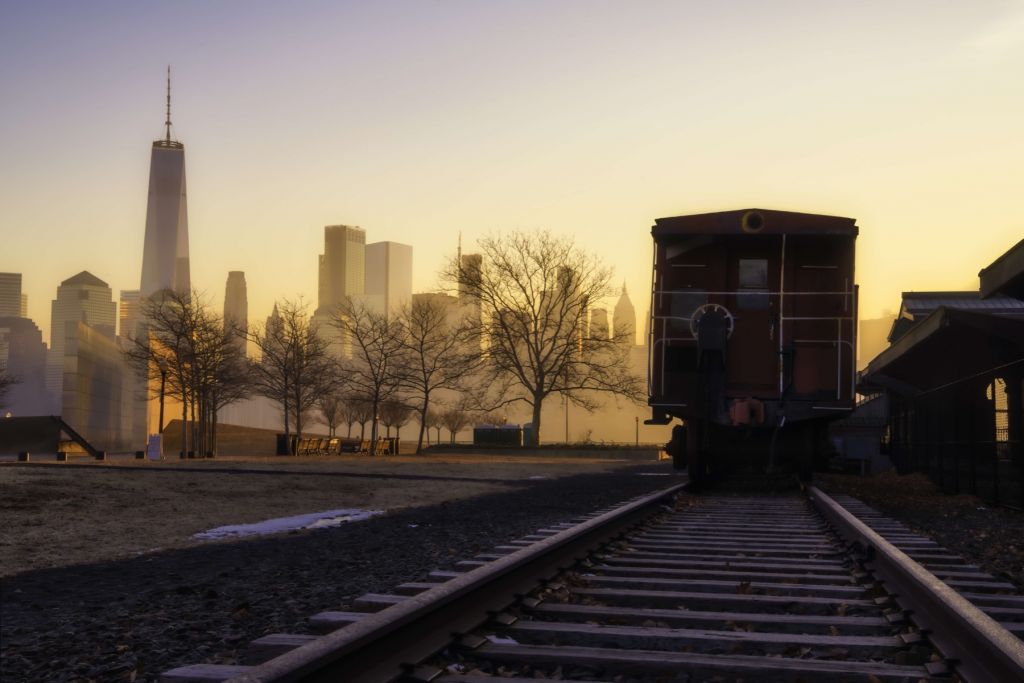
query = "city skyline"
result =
(3, 1, 1023, 343)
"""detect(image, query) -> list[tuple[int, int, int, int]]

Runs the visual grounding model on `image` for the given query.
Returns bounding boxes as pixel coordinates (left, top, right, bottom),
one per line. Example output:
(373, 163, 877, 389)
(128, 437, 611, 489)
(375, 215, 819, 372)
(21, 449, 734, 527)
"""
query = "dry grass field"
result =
(0, 453, 651, 577)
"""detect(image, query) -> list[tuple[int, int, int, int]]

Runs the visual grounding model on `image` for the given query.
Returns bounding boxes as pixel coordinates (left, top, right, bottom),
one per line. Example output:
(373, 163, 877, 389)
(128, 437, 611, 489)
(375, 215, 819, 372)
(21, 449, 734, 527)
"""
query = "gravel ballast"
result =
(1, 464, 681, 683)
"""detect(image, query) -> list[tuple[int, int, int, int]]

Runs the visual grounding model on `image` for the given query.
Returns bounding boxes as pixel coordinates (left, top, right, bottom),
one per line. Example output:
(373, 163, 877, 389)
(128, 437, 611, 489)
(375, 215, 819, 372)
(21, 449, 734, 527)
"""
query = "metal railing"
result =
(647, 289, 856, 404)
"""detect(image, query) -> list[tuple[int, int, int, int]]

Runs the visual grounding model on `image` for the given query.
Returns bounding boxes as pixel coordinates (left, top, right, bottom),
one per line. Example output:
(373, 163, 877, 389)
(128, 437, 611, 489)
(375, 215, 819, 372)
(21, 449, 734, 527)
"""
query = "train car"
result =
(646, 209, 858, 484)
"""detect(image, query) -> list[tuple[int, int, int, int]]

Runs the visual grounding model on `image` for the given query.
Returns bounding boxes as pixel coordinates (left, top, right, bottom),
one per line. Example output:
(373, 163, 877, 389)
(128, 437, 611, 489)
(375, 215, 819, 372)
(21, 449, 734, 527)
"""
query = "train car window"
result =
(737, 259, 769, 309)
(670, 290, 707, 335)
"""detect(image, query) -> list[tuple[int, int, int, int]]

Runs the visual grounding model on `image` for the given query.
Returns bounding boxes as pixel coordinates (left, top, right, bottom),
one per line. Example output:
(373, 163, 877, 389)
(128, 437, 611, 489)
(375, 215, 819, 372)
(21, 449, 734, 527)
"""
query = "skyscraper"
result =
(139, 68, 190, 298)
(47, 271, 117, 398)
(365, 241, 412, 317)
(0, 273, 22, 317)
(119, 290, 141, 340)
(224, 271, 248, 355)
(613, 283, 637, 345)
(318, 225, 365, 311)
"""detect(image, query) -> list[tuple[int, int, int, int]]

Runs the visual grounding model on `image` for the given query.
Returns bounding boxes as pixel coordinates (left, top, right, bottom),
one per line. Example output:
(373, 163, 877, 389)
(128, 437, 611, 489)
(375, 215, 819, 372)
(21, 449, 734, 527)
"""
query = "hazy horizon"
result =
(3, 1, 1023, 343)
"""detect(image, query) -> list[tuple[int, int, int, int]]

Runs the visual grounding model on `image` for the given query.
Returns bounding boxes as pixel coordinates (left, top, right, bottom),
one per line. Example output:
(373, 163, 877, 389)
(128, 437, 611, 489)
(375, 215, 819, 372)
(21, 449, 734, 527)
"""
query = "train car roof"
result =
(652, 209, 858, 236)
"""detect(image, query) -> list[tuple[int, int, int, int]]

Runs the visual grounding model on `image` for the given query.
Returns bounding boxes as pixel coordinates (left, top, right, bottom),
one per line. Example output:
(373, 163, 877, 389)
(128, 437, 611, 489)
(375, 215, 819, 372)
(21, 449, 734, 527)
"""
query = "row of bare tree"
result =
(124, 230, 644, 456)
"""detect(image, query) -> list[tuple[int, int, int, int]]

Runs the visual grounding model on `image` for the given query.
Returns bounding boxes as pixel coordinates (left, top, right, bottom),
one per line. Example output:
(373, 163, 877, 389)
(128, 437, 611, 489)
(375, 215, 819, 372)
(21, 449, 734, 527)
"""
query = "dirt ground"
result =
(0, 454, 650, 577)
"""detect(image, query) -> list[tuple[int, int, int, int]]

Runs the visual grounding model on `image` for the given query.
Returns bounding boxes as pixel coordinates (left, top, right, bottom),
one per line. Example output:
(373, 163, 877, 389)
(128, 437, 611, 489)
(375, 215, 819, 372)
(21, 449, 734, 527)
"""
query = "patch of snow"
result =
(193, 508, 384, 540)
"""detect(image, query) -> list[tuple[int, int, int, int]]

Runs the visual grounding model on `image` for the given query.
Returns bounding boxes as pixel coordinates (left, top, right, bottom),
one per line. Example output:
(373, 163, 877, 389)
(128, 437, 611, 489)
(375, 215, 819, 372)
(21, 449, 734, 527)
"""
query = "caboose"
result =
(646, 209, 858, 484)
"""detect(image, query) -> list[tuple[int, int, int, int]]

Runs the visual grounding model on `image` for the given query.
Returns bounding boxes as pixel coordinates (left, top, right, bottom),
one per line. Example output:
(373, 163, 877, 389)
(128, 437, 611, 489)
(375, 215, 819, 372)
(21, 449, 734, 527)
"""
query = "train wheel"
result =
(669, 425, 688, 471)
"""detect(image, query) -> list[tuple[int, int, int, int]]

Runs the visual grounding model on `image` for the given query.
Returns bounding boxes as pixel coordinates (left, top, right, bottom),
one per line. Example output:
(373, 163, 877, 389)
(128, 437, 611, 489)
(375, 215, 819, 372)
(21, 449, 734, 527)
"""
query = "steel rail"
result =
(808, 485, 1024, 683)
(227, 483, 687, 683)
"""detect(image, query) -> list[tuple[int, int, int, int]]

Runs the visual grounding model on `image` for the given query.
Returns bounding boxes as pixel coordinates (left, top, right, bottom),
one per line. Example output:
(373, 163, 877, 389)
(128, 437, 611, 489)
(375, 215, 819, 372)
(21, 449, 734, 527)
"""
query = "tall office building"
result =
(318, 225, 365, 310)
(365, 241, 412, 317)
(139, 69, 190, 298)
(20, 294, 28, 318)
(0, 273, 23, 317)
(119, 290, 141, 340)
(613, 283, 637, 345)
(224, 271, 248, 355)
(47, 271, 117, 398)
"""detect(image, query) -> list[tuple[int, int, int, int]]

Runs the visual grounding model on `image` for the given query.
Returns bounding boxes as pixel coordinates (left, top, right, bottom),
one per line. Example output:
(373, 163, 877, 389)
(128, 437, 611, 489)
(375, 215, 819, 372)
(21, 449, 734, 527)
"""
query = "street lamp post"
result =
(157, 358, 167, 434)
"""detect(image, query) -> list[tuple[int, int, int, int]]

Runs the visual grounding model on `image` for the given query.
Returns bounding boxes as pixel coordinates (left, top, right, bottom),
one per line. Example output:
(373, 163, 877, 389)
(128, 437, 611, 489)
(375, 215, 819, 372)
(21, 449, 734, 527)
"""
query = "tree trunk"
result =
(180, 392, 187, 458)
(416, 405, 428, 454)
(211, 404, 218, 457)
(282, 392, 291, 455)
(370, 399, 379, 455)
(530, 400, 543, 447)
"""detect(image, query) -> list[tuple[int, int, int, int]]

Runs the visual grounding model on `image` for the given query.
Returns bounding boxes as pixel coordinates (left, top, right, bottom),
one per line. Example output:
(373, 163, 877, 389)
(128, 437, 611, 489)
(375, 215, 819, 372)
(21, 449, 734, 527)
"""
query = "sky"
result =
(2, 0, 1023, 344)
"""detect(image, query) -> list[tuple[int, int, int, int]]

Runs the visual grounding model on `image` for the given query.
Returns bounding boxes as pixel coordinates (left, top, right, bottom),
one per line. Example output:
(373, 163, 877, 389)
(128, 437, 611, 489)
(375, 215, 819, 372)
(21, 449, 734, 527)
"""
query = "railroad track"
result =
(163, 483, 1024, 683)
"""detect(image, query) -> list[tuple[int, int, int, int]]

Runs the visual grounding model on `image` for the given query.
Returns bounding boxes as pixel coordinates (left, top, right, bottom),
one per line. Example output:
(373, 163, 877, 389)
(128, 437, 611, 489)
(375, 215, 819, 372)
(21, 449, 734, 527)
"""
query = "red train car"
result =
(646, 209, 858, 483)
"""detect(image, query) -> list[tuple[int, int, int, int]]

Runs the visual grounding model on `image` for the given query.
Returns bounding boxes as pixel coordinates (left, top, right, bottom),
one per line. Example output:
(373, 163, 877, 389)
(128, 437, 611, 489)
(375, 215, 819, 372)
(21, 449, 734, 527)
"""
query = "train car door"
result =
(726, 244, 778, 394)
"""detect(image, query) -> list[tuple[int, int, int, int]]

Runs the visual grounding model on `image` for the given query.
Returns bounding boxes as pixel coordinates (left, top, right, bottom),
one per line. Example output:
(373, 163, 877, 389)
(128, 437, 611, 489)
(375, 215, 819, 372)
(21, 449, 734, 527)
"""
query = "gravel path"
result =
(818, 471, 1024, 591)
(0, 465, 681, 683)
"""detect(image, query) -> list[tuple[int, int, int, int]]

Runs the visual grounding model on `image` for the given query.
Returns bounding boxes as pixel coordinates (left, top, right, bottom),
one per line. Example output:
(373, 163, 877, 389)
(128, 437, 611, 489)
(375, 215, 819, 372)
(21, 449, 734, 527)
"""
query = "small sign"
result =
(147, 434, 163, 461)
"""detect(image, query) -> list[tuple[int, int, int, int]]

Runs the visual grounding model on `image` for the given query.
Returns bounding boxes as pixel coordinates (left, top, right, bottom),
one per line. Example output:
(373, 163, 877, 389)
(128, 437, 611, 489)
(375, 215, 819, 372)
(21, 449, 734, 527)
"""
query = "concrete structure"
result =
(589, 308, 609, 340)
(224, 271, 248, 355)
(613, 283, 637, 345)
(0, 316, 50, 415)
(139, 71, 190, 298)
(47, 272, 116, 398)
(60, 321, 134, 451)
(0, 273, 23, 318)
(318, 225, 365, 311)
(119, 290, 141, 340)
(365, 241, 412, 317)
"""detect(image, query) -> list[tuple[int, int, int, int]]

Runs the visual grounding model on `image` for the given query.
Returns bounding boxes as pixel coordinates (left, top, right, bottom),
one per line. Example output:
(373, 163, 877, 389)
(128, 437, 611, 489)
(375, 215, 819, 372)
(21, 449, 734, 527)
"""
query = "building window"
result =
(991, 378, 1009, 460)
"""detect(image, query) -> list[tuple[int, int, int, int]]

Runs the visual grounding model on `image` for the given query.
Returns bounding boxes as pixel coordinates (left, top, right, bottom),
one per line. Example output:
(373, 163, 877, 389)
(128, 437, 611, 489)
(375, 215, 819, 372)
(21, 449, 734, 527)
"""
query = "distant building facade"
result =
(0, 273, 23, 318)
(0, 315, 50, 415)
(365, 241, 412, 317)
(318, 225, 365, 310)
(224, 271, 248, 355)
(47, 272, 117, 399)
(613, 284, 637, 345)
(119, 289, 142, 340)
(589, 308, 609, 340)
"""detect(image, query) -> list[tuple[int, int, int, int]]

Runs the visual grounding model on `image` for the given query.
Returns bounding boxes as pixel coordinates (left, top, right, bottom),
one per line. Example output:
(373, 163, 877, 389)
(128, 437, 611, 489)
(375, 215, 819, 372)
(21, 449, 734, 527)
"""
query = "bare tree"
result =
(397, 297, 479, 453)
(379, 399, 414, 445)
(124, 289, 250, 457)
(440, 404, 473, 445)
(446, 230, 644, 445)
(317, 394, 345, 437)
(247, 300, 336, 454)
(332, 300, 406, 454)
(423, 407, 444, 446)
(348, 395, 374, 441)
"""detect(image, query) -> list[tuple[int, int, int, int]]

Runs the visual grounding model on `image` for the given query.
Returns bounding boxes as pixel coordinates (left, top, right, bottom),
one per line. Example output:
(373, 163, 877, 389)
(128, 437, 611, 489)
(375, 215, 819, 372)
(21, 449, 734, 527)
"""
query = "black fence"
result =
(889, 370, 1023, 508)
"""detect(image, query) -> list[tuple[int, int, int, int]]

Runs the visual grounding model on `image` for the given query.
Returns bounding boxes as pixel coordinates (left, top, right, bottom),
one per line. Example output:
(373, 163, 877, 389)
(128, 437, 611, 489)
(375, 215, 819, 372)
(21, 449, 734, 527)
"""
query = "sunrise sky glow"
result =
(2, 0, 1023, 341)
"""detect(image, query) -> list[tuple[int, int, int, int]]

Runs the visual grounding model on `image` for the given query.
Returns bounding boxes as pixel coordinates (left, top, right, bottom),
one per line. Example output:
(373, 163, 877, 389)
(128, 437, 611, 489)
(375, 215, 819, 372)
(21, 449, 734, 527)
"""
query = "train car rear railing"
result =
(647, 288, 857, 404)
